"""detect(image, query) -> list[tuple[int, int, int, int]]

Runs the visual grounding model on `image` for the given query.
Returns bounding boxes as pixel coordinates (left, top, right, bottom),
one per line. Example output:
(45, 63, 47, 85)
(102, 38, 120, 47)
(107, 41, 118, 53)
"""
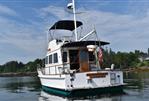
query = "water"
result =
(0, 72, 149, 101)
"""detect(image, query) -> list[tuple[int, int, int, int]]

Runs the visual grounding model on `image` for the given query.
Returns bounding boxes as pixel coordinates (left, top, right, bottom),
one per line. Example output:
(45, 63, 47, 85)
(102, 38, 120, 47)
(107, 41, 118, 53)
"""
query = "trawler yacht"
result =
(37, 0, 124, 97)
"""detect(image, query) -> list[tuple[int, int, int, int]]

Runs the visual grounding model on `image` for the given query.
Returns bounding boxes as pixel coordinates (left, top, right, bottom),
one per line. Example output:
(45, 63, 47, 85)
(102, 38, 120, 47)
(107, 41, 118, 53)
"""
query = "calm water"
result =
(0, 72, 149, 101)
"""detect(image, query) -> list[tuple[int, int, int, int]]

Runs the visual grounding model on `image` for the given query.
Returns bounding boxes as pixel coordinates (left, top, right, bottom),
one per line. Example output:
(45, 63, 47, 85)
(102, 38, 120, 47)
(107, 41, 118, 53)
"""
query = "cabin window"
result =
(62, 52, 67, 62)
(89, 52, 95, 61)
(88, 51, 98, 71)
(69, 50, 79, 70)
(54, 53, 58, 63)
(49, 55, 52, 64)
(45, 56, 48, 64)
(79, 50, 88, 62)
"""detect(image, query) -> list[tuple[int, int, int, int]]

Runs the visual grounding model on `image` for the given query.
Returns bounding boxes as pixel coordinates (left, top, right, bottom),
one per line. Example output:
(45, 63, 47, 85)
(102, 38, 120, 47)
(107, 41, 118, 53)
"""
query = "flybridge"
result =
(48, 19, 102, 42)
(48, 20, 83, 42)
(48, 20, 110, 47)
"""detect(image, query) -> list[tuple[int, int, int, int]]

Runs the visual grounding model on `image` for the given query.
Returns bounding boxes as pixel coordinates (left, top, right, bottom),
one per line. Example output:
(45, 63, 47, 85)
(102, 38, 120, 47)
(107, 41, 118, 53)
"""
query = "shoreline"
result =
(0, 67, 149, 77)
(0, 72, 37, 77)
(123, 67, 149, 72)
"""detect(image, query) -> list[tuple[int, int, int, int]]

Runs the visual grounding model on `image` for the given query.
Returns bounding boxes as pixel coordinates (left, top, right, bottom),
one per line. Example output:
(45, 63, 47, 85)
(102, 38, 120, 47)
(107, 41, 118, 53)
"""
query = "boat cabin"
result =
(43, 20, 109, 75)
(61, 41, 109, 73)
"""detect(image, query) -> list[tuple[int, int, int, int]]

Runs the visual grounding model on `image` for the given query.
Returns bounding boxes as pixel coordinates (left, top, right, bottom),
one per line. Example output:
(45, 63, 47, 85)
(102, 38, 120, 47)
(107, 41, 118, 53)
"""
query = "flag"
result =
(98, 47, 103, 65)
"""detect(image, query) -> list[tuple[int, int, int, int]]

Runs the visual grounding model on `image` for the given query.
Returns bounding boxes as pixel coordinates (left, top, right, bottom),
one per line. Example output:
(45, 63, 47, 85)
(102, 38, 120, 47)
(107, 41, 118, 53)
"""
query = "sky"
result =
(0, 0, 149, 64)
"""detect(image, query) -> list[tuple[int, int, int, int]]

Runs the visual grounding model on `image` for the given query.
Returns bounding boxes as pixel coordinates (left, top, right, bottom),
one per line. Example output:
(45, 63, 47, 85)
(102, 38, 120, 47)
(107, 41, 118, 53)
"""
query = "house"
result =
(139, 55, 149, 62)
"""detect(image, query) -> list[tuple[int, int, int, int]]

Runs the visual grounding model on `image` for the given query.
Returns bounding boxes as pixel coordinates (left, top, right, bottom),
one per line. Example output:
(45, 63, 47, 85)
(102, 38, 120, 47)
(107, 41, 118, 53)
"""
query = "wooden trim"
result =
(86, 72, 108, 78)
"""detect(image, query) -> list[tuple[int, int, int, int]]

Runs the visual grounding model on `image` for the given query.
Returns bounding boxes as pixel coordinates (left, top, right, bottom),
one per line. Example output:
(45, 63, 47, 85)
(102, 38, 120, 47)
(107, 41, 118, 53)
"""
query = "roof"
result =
(49, 20, 83, 31)
(62, 41, 110, 48)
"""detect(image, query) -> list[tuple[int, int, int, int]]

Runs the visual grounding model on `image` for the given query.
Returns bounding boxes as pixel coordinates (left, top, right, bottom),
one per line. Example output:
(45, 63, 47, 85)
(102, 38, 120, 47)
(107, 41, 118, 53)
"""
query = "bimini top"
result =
(49, 20, 83, 31)
(62, 41, 110, 48)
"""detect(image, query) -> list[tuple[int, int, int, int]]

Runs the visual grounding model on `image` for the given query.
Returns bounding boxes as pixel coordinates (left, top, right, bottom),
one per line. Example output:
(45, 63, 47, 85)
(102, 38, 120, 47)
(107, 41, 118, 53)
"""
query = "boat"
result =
(37, 0, 124, 97)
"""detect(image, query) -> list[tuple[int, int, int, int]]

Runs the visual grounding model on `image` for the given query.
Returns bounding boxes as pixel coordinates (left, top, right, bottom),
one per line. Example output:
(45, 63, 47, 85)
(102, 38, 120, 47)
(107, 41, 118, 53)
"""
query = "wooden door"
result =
(79, 50, 89, 72)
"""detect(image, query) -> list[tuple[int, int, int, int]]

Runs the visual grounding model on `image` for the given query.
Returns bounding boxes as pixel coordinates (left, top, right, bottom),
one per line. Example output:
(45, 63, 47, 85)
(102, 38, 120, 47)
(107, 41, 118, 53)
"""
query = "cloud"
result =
(39, 5, 149, 52)
(39, 5, 73, 21)
(0, 15, 47, 64)
(1, 2, 149, 64)
(0, 16, 46, 51)
(0, 4, 17, 16)
(0, 4, 50, 64)
(79, 10, 149, 52)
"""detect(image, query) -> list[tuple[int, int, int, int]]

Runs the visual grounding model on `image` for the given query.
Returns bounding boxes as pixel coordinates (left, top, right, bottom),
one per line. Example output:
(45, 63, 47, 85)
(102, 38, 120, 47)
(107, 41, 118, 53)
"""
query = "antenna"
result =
(72, 0, 78, 41)
(67, 0, 78, 41)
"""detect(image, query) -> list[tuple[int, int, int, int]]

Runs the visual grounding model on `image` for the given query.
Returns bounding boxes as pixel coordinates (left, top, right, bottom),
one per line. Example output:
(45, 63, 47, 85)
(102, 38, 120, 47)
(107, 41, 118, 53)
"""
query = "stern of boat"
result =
(65, 70, 124, 90)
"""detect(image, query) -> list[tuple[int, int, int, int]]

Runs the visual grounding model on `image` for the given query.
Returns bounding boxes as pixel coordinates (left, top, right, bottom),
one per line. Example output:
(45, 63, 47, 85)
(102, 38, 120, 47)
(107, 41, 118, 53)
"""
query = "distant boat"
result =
(37, 0, 124, 97)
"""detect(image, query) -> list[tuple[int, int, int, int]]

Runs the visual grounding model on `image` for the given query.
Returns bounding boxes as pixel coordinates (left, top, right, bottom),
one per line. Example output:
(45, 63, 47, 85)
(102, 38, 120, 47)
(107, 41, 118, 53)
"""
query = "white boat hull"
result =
(38, 70, 124, 97)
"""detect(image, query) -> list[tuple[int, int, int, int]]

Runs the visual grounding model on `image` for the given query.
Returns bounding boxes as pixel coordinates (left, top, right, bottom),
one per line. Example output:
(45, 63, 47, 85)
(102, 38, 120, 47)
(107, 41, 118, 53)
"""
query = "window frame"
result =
(53, 53, 58, 63)
(62, 52, 67, 63)
(45, 56, 48, 64)
(49, 55, 52, 64)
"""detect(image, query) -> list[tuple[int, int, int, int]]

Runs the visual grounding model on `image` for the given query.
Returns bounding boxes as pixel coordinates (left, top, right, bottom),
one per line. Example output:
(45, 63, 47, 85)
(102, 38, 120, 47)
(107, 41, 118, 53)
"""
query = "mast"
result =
(72, 0, 78, 41)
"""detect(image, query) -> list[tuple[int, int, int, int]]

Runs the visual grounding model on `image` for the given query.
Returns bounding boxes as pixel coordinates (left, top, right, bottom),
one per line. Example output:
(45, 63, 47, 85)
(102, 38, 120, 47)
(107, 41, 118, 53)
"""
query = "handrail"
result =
(45, 62, 70, 68)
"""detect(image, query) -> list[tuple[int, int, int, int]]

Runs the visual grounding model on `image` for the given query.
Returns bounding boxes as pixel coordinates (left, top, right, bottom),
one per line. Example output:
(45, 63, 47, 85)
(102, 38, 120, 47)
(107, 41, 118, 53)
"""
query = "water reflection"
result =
(38, 91, 123, 101)
(0, 76, 40, 93)
(124, 72, 149, 100)
(124, 72, 149, 90)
